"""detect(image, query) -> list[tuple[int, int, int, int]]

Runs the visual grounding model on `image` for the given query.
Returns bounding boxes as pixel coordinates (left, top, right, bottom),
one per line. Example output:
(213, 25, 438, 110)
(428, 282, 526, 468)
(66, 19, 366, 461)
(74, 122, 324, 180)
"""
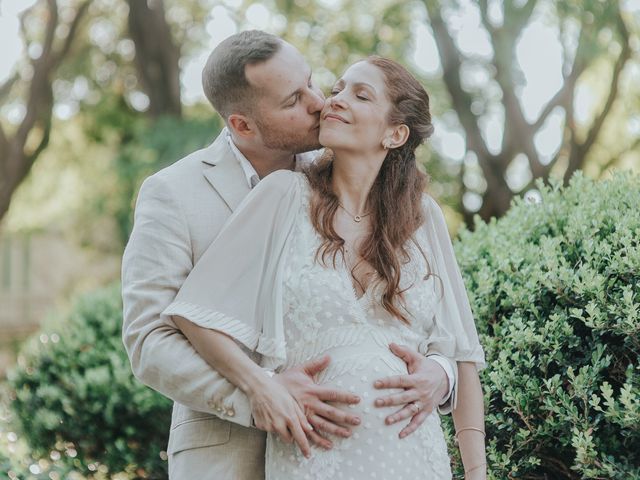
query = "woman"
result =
(164, 56, 486, 478)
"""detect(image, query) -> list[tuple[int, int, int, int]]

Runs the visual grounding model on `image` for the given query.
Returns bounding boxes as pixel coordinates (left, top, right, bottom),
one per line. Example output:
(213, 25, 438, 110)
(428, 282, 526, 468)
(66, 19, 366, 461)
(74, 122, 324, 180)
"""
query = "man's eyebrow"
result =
(280, 70, 313, 104)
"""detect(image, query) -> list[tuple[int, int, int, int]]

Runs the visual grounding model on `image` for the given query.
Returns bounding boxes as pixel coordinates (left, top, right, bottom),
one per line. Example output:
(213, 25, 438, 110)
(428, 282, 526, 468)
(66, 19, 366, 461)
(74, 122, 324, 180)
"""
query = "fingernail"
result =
(374, 381, 382, 388)
(352, 417, 360, 425)
(375, 399, 383, 406)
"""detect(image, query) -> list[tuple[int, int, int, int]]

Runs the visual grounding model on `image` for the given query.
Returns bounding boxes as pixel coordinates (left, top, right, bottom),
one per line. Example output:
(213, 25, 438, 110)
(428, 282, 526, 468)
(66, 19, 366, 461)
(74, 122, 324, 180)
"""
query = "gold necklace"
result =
(338, 202, 371, 223)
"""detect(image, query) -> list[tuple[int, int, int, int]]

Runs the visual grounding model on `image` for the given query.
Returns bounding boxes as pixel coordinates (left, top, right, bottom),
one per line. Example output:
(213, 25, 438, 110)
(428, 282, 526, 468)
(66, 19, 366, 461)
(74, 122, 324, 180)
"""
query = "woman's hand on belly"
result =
(373, 343, 449, 438)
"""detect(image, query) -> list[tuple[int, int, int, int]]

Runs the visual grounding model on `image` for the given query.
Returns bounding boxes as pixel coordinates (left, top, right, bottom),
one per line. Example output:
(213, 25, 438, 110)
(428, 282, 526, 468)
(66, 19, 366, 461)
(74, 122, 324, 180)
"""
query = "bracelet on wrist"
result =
(454, 426, 486, 444)
(464, 462, 487, 475)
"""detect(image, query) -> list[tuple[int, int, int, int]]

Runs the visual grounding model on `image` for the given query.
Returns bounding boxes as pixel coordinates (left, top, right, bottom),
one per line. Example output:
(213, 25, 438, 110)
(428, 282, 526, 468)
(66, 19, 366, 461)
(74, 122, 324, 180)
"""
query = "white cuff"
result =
(425, 354, 455, 405)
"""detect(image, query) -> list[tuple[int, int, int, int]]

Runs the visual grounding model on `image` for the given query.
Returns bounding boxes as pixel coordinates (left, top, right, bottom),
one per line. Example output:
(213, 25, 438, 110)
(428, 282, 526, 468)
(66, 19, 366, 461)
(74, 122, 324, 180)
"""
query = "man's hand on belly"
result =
(275, 355, 362, 449)
(372, 343, 449, 438)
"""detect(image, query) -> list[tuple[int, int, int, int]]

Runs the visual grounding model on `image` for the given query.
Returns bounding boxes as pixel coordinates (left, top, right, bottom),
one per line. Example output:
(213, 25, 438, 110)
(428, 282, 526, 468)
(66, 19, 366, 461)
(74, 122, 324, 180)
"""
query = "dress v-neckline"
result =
(340, 264, 377, 306)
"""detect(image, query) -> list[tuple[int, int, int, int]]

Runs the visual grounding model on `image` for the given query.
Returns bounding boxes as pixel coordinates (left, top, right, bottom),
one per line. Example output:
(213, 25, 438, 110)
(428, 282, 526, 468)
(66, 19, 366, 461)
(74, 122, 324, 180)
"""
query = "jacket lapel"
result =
(201, 129, 250, 212)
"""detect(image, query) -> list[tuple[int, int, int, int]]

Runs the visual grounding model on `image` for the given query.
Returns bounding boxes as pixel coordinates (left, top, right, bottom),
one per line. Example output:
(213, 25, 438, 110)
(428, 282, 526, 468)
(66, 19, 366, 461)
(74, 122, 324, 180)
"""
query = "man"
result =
(122, 30, 455, 479)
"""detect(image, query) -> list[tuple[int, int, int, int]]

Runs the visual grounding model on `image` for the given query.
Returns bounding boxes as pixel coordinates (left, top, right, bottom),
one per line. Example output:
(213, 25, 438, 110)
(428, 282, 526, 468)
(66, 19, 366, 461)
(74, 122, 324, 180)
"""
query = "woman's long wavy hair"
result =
(305, 56, 435, 324)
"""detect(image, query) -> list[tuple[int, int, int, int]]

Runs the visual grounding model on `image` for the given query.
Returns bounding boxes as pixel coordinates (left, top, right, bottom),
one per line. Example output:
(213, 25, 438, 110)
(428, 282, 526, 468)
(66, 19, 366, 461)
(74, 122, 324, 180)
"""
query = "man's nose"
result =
(308, 88, 325, 113)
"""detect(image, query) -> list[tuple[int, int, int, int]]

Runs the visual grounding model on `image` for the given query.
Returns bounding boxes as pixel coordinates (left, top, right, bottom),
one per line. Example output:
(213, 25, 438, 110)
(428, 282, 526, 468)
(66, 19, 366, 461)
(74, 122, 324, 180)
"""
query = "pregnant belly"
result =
(269, 333, 450, 479)
(312, 341, 414, 434)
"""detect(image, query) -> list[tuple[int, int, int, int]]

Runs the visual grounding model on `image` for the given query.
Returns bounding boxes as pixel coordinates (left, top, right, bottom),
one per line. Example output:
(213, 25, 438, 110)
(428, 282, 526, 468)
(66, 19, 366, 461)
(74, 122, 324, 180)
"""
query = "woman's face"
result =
(319, 61, 394, 154)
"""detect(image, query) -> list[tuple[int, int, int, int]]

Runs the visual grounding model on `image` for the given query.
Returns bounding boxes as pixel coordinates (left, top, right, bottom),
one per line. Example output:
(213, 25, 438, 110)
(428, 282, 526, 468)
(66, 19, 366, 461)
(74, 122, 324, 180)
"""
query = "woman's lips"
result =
(323, 113, 349, 123)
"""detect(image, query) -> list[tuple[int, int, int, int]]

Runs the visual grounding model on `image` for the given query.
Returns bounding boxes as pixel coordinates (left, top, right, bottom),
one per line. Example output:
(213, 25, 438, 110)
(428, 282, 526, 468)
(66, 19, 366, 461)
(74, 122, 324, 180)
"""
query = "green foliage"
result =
(7, 285, 172, 479)
(113, 113, 223, 246)
(449, 172, 640, 479)
(85, 96, 224, 247)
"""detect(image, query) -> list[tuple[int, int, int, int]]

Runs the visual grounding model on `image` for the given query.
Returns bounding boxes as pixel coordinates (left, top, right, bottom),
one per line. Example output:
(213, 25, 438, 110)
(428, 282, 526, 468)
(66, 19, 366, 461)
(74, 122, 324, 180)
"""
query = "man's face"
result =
(245, 42, 325, 154)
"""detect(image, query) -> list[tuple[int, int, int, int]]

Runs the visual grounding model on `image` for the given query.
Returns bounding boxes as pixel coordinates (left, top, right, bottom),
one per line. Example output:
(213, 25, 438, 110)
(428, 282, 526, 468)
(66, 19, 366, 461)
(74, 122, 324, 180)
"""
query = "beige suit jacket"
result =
(122, 129, 269, 479)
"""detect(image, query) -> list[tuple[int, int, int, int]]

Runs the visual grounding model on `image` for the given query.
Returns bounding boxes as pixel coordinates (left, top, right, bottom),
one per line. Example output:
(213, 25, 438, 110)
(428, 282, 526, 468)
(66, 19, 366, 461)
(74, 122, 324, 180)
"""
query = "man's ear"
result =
(385, 124, 409, 149)
(228, 113, 255, 139)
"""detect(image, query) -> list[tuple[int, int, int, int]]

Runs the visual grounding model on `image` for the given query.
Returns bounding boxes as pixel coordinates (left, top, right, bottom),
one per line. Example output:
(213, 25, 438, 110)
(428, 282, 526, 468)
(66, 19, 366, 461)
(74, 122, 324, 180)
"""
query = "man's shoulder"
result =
(152, 142, 217, 182)
(143, 131, 229, 189)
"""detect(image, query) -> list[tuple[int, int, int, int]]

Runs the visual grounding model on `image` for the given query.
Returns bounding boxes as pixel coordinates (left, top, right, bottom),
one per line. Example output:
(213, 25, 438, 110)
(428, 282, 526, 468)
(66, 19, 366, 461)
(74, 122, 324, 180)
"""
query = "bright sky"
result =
(1, 0, 638, 208)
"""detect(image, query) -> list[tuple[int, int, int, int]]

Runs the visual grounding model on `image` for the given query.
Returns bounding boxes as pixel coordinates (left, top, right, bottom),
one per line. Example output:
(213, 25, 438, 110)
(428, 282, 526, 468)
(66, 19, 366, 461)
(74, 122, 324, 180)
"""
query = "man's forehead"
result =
(246, 49, 311, 103)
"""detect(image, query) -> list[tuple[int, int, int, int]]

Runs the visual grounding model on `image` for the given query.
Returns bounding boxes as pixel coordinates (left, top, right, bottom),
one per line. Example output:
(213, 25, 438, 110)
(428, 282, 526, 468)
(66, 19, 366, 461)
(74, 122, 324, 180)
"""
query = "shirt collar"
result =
(225, 130, 315, 189)
(226, 130, 260, 189)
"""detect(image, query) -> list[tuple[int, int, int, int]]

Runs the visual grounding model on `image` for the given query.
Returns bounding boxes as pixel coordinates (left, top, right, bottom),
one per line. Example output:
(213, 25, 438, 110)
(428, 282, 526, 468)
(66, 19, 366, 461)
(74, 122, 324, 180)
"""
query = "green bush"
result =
(452, 172, 639, 479)
(7, 284, 172, 479)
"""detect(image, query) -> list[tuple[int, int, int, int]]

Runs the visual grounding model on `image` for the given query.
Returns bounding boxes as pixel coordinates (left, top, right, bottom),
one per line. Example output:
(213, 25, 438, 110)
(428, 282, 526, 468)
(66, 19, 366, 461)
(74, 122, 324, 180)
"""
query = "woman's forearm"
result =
(173, 316, 269, 396)
(452, 362, 486, 477)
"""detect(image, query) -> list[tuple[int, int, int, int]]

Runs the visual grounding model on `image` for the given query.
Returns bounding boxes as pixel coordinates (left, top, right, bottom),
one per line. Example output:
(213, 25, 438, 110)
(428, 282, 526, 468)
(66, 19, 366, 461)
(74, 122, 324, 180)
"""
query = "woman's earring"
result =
(382, 140, 390, 149)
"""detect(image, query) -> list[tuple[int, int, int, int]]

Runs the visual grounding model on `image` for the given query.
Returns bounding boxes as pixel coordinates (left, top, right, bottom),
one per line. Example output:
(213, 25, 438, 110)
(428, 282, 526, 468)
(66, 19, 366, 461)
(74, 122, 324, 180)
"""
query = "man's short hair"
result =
(202, 30, 282, 119)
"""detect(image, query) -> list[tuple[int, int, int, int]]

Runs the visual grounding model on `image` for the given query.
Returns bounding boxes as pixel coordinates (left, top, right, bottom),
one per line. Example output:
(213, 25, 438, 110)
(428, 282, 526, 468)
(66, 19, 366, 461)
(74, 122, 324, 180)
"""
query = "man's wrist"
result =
(425, 354, 455, 404)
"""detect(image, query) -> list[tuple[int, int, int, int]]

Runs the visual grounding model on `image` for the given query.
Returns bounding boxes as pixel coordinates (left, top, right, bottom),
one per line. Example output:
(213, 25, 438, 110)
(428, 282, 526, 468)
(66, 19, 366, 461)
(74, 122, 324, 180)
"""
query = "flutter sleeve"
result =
(162, 170, 303, 370)
(420, 194, 486, 372)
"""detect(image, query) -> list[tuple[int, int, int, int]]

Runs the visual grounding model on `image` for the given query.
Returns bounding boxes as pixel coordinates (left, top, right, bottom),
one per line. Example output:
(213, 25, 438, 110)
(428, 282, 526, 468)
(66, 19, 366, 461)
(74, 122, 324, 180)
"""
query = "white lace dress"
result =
(164, 171, 485, 480)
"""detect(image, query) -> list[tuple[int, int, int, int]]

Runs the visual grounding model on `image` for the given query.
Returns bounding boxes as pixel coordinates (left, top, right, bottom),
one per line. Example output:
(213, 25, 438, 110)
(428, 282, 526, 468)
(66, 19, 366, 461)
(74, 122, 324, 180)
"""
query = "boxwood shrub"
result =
(7, 284, 172, 479)
(5, 172, 638, 478)
(450, 172, 639, 479)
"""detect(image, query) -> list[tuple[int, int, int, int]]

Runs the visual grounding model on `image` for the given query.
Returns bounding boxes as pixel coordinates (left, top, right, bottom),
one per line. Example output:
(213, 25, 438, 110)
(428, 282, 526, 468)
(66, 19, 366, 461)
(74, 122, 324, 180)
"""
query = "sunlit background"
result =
(0, 0, 638, 357)
(3, 0, 638, 189)
(0, 0, 639, 477)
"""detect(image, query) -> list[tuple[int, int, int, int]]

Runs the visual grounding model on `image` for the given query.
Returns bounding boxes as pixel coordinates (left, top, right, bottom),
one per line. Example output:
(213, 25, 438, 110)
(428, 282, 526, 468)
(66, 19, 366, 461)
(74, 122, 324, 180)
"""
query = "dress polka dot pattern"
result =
(265, 176, 453, 480)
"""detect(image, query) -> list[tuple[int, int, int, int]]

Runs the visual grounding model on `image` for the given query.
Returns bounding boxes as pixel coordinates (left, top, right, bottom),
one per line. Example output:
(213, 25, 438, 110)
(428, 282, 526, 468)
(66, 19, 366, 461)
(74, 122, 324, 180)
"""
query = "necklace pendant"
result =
(354, 215, 362, 223)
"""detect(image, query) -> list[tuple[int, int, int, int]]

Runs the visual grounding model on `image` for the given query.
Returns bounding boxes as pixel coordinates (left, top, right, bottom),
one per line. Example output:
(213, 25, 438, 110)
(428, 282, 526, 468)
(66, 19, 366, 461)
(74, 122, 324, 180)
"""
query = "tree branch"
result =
(563, 7, 631, 183)
(599, 136, 640, 175)
(533, 28, 590, 132)
(39, 0, 58, 64)
(0, 72, 19, 104)
(51, 0, 92, 66)
(0, 0, 90, 222)
(422, 0, 490, 160)
(504, 0, 538, 35)
(480, 0, 544, 174)
(477, 0, 496, 33)
(0, 123, 7, 165)
(580, 10, 631, 155)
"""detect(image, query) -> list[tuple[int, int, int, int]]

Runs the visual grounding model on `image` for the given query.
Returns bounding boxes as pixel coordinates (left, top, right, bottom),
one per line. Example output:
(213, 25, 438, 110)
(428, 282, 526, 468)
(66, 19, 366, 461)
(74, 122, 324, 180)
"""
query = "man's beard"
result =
(255, 117, 321, 154)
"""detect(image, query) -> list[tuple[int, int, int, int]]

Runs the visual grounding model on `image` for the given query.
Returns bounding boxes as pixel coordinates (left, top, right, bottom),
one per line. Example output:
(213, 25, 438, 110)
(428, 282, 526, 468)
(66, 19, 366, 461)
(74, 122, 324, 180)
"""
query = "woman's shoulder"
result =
(419, 192, 446, 223)
(420, 192, 440, 211)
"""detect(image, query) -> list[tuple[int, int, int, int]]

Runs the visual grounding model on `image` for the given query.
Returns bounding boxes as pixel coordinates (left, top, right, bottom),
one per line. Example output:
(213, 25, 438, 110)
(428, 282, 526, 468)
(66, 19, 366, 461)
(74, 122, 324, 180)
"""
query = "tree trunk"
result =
(127, 0, 181, 118)
(0, 0, 89, 223)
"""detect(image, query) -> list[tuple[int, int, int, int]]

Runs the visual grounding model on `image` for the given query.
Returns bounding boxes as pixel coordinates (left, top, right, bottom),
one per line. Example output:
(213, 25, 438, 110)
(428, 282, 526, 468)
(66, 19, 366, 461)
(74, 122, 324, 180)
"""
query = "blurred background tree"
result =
(424, 0, 635, 222)
(0, 0, 638, 477)
(1, 0, 638, 229)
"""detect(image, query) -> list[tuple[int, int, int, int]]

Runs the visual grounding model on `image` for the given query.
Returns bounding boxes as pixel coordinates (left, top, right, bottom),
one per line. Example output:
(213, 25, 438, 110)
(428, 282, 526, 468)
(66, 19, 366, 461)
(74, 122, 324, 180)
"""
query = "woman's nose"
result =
(328, 94, 346, 109)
